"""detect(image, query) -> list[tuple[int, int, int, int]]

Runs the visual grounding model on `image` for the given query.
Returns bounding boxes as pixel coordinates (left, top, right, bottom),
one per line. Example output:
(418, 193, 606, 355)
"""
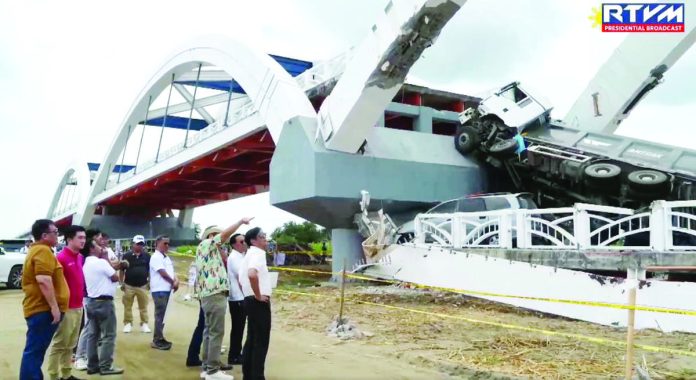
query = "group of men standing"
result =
(19, 220, 127, 379)
(188, 219, 273, 380)
(18, 217, 273, 380)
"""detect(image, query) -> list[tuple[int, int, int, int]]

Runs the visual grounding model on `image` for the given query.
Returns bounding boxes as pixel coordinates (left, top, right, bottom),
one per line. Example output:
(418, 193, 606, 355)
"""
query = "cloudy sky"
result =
(1, 0, 694, 237)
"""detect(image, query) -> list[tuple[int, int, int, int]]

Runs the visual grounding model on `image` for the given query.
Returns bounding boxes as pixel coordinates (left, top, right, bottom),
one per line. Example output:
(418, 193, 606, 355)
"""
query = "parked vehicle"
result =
(0, 246, 24, 289)
(396, 192, 538, 243)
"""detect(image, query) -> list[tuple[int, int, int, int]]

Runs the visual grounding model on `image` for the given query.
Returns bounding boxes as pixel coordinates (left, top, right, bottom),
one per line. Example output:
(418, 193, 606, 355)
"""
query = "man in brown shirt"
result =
(20, 219, 69, 380)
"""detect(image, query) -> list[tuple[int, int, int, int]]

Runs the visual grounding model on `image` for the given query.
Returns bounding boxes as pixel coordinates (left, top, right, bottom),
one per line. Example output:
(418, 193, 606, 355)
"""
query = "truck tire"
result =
(489, 138, 518, 157)
(584, 163, 621, 190)
(8, 265, 22, 289)
(627, 170, 670, 196)
(454, 125, 479, 155)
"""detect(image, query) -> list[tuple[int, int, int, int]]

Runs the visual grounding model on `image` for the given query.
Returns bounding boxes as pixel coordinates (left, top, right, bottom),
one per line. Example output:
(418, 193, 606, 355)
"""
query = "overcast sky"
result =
(1, 0, 694, 237)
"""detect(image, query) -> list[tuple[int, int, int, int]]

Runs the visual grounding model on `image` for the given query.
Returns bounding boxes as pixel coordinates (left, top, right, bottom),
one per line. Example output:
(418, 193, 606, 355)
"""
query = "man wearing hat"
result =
(195, 219, 252, 380)
(120, 235, 151, 334)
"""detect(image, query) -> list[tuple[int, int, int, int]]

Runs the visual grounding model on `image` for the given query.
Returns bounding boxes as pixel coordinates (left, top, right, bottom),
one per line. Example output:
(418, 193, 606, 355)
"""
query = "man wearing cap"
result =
(120, 235, 151, 334)
(196, 219, 252, 380)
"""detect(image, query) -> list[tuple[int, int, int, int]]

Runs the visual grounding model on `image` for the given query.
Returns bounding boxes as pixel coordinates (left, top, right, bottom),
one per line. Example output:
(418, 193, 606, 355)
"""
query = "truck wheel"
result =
(489, 138, 518, 157)
(627, 170, 669, 196)
(584, 163, 621, 190)
(8, 265, 22, 289)
(454, 125, 479, 155)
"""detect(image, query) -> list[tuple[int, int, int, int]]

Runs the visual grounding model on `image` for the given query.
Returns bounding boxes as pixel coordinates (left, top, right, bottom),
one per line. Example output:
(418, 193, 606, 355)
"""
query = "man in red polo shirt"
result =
(46, 225, 87, 380)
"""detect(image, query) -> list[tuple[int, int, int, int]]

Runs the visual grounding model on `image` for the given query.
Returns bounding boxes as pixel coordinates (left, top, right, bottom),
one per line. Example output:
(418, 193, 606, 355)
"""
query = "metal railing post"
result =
(516, 211, 529, 248)
(650, 200, 669, 251)
(451, 214, 461, 248)
(499, 211, 513, 248)
(574, 205, 591, 249)
(414, 215, 424, 244)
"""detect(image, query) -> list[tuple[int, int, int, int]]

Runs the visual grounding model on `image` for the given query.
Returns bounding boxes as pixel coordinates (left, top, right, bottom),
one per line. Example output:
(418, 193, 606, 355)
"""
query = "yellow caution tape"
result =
(279, 250, 330, 256)
(269, 266, 696, 317)
(275, 288, 696, 358)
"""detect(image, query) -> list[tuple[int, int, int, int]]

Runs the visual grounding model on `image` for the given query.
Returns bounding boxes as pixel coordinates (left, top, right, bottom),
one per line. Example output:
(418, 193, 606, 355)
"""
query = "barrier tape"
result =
(170, 250, 327, 258)
(275, 288, 696, 358)
(269, 266, 696, 317)
(279, 250, 330, 256)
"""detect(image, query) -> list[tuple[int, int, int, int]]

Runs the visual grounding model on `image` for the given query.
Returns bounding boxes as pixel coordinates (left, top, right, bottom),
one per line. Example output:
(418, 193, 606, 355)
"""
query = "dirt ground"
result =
(1, 256, 696, 379)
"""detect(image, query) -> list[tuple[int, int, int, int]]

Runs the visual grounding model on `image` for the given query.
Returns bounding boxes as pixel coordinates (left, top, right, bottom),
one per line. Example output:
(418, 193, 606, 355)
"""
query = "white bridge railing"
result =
(413, 200, 696, 251)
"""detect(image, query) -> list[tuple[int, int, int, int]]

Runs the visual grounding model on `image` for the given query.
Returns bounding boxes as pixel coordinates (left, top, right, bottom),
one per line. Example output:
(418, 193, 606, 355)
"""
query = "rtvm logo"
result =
(595, 3, 685, 32)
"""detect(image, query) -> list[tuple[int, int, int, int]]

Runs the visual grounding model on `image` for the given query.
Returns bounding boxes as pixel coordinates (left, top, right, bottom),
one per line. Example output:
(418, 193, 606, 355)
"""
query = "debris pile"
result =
(326, 317, 371, 340)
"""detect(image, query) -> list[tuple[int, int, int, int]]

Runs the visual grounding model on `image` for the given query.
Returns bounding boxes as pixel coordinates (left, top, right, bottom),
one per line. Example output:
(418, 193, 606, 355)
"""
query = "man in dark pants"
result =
(226, 233, 248, 365)
(20, 219, 69, 380)
(83, 239, 124, 375)
(149, 235, 178, 350)
(186, 305, 205, 366)
(239, 227, 272, 380)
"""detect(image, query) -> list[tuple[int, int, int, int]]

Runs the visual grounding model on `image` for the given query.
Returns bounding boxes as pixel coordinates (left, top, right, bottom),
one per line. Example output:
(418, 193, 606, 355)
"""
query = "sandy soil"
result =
(1, 258, 696, 379)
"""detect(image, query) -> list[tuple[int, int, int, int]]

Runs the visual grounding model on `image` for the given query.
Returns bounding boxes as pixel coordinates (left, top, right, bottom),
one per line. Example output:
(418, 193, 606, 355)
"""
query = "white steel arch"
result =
(47, 162, 92, 223)
(73, 36, 316, 226)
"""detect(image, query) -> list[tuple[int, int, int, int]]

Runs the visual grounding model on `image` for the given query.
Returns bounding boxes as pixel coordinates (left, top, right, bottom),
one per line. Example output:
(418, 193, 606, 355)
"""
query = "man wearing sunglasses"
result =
(19, 219, 69, 380)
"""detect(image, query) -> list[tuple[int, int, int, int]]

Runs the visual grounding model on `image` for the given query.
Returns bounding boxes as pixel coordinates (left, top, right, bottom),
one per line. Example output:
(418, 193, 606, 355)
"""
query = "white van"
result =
(0, 246, 25, 289)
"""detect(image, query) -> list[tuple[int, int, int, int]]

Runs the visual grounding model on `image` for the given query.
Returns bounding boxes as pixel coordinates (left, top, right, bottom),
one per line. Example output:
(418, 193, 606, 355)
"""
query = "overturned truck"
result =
(452, 82, 696, 210)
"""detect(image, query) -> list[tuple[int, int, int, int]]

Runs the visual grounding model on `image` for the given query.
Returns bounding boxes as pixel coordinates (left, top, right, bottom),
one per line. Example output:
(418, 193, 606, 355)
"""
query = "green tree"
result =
(271, 221, 328, 246)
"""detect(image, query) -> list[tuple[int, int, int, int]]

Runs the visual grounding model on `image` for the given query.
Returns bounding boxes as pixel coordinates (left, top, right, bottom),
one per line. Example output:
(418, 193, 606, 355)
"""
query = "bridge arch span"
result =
(48, 162, 92, 227)
(74, 36, 316, 226)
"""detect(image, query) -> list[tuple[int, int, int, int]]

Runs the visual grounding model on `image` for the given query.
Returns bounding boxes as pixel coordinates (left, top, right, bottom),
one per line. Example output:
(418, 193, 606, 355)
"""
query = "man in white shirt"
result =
(75, 228, 124, 370)
(83, 239, 124, 376)
(149, 235, 178, 350)
(226, 233, 247, 365)
(239, 227, 271, 380)
(101, 233, 118, 262)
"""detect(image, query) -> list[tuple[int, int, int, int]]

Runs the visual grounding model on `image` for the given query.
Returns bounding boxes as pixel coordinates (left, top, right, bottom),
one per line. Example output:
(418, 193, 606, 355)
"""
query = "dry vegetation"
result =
(267, 263, 696, 379)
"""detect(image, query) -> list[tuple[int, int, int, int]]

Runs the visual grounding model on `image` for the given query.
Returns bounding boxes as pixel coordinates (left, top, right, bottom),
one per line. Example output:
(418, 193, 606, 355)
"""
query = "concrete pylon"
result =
(331, 228, 365, 281)
(178, 208, 194, 228)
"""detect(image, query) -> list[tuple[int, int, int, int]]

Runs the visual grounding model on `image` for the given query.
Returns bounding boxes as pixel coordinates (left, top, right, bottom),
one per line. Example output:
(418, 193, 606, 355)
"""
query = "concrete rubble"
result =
(326, 316, 372, 340)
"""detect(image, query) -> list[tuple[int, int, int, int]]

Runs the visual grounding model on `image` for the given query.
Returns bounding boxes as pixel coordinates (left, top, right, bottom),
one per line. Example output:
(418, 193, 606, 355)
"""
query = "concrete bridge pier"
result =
(331, 228, 365, 281)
